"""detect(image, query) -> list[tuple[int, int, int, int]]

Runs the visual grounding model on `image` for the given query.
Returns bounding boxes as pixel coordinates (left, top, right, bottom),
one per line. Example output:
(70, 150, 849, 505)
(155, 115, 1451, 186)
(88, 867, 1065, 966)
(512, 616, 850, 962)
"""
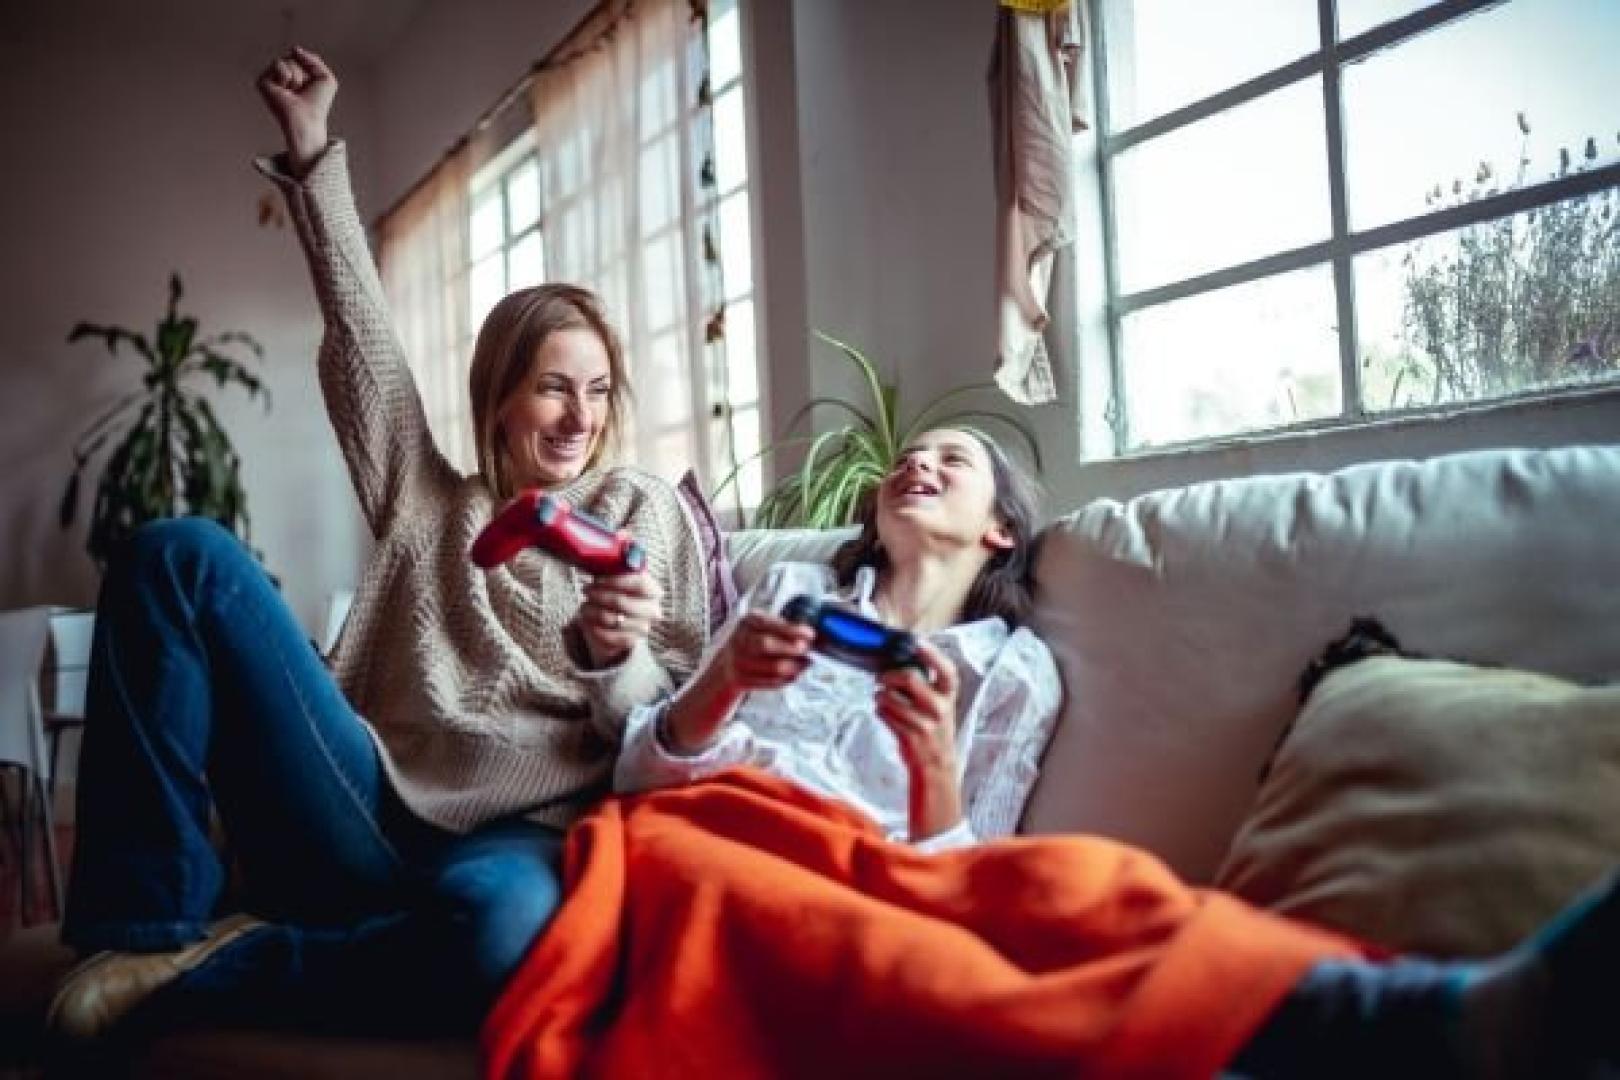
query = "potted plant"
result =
(716, 331, 1041, 528)
(59, 273, 271, 568)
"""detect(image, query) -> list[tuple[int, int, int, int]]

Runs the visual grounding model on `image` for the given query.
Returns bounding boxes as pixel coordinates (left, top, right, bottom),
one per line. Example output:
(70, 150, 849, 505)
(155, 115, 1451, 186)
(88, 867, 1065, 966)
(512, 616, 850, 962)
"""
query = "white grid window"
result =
(1090, 0, 1620, 453)
(468, 137, 546, 343)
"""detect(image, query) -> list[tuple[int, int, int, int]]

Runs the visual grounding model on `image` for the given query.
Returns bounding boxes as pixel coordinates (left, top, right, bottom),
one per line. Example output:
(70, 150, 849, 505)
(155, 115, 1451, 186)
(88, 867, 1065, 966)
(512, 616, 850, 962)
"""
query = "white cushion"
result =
(1021, 445, 1620, 883)
(725, 527, 858, 595)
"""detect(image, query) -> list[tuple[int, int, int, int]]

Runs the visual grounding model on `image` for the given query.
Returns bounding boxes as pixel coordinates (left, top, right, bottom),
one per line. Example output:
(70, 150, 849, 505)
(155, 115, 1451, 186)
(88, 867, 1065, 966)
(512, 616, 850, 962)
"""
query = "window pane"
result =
(1123, 265, 1342, 448)
(723, 402, 763, 515)
(506, 157, 539, 232)
(639, 55, 678, 141)
(648, 427, 697, 481)
(507, 230, 545, 290)
(1103, 0, 1318, 128)
(1355, 187, 1620, 413)
(717, 295, 757, 403)
(714, 86, 748, 193)
(470, 190, 504, 261)
(1343, 0, 1620, 231)
(469, 253, 505, 335)
(644, 331, 694, 429)
(718, 190, 753, 300)
(1115, 77, 1330, 293)
(643, 231, 686, 334)
(709, 0, 742, 89)
(640, 135, 681, 234)
(1337, 0, 1434, 40)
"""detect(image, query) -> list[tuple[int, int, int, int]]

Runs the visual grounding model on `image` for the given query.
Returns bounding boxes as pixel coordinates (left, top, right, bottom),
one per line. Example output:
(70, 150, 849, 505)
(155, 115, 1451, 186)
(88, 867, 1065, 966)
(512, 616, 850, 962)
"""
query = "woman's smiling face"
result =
(497, 327, 613, 490)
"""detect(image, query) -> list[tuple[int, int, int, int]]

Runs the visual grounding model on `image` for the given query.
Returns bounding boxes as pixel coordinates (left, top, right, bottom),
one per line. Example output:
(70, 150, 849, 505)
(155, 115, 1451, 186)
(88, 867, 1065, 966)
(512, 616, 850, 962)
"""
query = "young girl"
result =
(488, 428, 1620, 1079)
(48, 47, 707, 1039)
(616, 426, 1058, 849)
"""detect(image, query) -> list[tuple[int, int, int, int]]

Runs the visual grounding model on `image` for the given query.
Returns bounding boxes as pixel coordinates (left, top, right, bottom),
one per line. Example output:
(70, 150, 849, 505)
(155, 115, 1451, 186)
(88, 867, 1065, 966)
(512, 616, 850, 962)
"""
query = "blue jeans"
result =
(62, 519, 564, 1034)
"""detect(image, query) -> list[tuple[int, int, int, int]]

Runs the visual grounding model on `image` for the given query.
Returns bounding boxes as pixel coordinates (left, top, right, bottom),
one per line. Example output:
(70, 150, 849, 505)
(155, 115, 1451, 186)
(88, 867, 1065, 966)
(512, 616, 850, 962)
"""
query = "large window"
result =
(1091, 0, 1620, 452)
(384, 0, 760, 492)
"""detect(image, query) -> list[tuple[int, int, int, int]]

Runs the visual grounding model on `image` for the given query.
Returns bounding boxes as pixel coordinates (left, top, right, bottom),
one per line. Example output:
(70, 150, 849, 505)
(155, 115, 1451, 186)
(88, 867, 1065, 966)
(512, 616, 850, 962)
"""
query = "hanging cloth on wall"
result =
(989, 0, 1088, 405)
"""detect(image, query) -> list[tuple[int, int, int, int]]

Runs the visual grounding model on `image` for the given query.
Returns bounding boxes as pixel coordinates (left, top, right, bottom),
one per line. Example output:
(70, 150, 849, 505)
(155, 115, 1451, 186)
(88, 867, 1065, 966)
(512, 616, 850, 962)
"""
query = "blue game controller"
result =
(779, 594, 924, 675)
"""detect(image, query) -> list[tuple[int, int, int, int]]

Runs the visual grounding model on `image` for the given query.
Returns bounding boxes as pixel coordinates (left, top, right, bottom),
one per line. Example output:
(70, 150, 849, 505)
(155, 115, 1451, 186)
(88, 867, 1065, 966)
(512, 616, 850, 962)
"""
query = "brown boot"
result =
(47, 913, 267, 1040)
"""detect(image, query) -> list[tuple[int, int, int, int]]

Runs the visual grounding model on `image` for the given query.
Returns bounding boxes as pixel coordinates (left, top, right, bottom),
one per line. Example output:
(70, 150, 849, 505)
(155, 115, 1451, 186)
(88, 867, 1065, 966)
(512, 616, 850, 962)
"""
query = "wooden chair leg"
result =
(33, 769, 64, 920)
(16, 764, 34, 922)
(0, 766, 20, 919)
(47, 724, 63, 813)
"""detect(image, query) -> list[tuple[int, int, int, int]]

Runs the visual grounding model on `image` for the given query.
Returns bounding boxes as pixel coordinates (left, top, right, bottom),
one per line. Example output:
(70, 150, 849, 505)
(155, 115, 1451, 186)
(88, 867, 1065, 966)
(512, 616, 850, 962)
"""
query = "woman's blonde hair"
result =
(468, 283, 631, 499)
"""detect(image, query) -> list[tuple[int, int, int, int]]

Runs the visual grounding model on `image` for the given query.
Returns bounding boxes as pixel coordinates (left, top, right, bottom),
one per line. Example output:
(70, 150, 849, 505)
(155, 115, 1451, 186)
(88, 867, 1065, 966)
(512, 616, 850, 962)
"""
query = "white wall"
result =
(763, 0, 1620, 515)
(0, 10, 380, 634)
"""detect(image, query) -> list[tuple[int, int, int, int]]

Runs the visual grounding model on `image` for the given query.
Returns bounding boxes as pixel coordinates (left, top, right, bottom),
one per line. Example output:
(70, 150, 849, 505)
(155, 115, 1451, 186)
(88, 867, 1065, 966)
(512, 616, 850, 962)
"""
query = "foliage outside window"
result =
(1091, 0, 1620, 453)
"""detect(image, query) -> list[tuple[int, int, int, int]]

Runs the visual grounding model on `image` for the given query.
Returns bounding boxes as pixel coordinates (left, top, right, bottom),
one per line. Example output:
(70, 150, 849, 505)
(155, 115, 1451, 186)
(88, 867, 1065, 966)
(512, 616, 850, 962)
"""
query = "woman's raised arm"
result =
(255, 47, 454, 532)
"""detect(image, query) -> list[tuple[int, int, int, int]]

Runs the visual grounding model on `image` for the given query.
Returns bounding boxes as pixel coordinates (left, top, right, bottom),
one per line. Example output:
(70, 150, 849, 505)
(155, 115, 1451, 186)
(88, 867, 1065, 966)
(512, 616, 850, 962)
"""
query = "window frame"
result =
(1088, 0, 1620, 456)
(467, 132, 544, 349)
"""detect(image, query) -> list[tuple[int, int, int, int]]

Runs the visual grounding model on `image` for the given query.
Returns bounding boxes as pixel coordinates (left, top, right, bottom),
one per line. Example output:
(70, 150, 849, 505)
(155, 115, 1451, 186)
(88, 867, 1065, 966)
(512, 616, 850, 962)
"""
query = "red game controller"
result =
(471, 492, 646, 576)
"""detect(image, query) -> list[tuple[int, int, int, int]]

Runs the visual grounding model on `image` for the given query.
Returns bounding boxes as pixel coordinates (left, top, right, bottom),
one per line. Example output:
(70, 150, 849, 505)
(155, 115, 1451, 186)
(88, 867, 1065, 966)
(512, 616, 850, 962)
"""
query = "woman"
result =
(490, 428, 1620, 1079)
(49, 47, 707, 1039)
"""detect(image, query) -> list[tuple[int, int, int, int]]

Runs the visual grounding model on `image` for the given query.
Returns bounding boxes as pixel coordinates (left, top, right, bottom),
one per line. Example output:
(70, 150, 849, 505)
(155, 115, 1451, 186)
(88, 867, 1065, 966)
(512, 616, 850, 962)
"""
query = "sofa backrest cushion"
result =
(1021, 445, 1620, 884)
(725, 527, 858, 598)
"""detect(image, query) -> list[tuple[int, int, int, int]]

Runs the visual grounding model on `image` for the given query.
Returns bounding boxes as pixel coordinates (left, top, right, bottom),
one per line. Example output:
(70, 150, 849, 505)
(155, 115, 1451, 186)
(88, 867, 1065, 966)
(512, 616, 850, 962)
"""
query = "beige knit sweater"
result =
(260, 143, 708, 833)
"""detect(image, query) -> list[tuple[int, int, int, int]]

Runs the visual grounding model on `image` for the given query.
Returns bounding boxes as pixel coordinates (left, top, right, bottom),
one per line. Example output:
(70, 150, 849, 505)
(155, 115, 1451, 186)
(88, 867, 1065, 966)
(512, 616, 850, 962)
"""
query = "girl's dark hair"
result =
(830, 430, 1043, 628)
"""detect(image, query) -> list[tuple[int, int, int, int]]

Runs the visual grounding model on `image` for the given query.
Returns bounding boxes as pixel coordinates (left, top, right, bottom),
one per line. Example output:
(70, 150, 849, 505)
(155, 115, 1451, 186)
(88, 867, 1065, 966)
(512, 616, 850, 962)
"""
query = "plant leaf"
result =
(201, 329, 266, 359)
(814, 330, 894, 450)
(186, 347, 271, 406)
(156, 315, 198, 367)
(68, 323, 155, 362)
(779, 395, 877, 438)
(708, 433, 817, 501)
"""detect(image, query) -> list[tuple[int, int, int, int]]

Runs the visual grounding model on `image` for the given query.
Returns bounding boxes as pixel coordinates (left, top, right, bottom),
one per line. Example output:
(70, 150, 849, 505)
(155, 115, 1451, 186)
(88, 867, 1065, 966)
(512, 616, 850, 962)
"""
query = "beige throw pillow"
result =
(1215, 655, 1620, 958)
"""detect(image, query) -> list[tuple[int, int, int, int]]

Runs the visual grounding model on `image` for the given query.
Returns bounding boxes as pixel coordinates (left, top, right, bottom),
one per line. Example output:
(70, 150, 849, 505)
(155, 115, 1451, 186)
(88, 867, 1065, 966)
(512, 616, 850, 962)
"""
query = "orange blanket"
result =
(484, 769, 1363, 1079)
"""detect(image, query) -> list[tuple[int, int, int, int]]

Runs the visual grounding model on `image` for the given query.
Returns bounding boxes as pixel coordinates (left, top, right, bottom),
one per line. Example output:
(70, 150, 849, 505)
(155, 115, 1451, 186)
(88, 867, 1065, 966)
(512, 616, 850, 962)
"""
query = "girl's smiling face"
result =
(876, 429, 1013, 557)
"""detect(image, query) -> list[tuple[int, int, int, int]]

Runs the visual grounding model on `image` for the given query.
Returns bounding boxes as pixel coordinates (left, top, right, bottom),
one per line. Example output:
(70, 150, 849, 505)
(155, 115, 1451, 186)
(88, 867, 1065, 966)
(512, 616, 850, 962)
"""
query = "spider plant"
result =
(714, 331, 1041, 529)
(59, 273, 271, 568)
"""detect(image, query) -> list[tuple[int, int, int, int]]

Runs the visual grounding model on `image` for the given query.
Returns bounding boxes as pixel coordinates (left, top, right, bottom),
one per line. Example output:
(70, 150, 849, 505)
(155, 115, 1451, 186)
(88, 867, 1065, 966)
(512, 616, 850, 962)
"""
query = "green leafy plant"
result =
(715, 331, 1041, 529)
(60, 273, 271, 567)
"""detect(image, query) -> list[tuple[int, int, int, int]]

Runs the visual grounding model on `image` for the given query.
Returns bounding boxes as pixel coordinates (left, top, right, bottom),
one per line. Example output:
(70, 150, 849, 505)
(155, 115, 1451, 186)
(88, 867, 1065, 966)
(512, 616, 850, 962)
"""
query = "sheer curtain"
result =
(377, 0, 732, 486)
(378, 145, 474, 471)
(527, 0, 723, 482)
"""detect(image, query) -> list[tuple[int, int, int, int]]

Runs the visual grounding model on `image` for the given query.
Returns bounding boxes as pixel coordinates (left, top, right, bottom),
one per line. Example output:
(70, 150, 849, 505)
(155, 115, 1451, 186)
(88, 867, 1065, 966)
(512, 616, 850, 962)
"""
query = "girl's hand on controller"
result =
(579, 570, 663, 669)
(875, 640, 965, 842)
(659, 612, 814, 754)
(714, 611, 815, 695)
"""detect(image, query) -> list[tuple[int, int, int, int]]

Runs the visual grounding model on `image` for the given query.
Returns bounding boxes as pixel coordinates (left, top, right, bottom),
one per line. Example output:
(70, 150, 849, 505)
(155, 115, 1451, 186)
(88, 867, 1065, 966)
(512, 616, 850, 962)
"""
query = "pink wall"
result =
(0, 13, 379, 632)
(367, 0, 595, 212)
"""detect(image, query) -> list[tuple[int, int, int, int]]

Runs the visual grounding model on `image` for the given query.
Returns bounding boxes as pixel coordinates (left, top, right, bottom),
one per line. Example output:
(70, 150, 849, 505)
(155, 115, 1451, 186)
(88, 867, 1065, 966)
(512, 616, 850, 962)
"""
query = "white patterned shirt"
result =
(615, 562, 1063, 851)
